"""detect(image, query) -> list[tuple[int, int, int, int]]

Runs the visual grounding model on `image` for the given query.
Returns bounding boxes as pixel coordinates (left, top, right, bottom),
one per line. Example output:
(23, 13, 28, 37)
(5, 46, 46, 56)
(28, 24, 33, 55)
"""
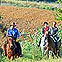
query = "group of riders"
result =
(38, 21, 60, 57)
(4, 21, 60, 57)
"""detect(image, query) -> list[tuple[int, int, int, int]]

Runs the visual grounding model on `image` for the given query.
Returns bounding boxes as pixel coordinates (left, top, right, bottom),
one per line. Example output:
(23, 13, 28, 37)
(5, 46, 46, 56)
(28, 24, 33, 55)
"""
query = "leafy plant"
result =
(54, 0, 62, 20)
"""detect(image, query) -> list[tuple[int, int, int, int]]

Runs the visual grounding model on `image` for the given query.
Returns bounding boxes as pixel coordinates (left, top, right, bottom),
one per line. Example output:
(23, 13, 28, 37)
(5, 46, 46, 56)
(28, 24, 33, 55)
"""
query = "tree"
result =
(54, 0, 62, 20)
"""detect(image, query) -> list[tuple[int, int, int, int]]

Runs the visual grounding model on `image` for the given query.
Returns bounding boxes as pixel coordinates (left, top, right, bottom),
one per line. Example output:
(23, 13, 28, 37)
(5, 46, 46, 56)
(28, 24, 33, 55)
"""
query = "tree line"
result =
(19, 0, 57, 2)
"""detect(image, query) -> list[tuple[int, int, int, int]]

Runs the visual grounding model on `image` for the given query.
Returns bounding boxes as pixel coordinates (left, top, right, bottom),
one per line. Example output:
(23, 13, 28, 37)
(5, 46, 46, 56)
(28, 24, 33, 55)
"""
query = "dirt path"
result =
(0, 5, 59, 42)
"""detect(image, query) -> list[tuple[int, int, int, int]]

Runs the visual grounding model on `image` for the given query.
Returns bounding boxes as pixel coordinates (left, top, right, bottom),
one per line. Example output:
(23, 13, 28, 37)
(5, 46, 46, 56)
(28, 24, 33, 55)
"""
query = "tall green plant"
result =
(54, 0, 62, 20)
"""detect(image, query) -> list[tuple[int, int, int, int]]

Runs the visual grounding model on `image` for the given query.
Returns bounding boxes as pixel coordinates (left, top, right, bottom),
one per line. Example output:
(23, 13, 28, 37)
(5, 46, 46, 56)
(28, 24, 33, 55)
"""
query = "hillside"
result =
(0, 5, 60, 44)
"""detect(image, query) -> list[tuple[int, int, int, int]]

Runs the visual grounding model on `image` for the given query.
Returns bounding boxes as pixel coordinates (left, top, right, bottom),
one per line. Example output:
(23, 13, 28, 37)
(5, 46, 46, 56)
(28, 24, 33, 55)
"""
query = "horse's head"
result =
(8, 35, 14, 49)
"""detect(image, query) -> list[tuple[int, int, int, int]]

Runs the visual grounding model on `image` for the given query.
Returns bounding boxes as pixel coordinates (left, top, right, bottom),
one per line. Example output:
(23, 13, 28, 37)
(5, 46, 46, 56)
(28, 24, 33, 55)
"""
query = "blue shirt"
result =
(7, 27, 19, 38)
(50, 26, 58, 36)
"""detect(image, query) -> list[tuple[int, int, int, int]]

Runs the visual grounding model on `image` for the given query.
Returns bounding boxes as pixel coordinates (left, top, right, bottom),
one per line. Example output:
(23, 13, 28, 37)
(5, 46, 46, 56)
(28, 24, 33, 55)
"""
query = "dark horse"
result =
(4, 35, 20, 60)
(47, 33, 61, 58)
(38, 31, 61, 58)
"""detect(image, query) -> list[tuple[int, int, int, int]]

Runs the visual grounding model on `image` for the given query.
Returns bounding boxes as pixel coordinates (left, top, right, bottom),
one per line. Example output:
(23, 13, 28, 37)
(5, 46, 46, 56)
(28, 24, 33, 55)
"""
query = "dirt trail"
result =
(0, 5, 58, 42)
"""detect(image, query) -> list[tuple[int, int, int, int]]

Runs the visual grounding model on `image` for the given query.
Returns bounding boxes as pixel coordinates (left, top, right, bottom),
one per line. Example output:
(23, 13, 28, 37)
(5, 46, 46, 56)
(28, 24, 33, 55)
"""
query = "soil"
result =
(0, 5, 60, 43)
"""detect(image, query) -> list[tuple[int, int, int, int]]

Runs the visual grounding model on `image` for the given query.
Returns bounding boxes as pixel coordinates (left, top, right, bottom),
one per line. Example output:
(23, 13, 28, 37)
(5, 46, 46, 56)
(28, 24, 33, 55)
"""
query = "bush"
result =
(54, 0, 62, 20)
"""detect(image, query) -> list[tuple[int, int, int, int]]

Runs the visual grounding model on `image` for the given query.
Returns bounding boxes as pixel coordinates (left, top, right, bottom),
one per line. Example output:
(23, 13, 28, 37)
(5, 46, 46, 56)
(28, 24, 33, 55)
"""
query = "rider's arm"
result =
(17, 30, 19, 37)
(50, 26, 55, 35)
(16, 29, 19, 42)
(17, 29, 19, 40)
(53, 28, 58, 37)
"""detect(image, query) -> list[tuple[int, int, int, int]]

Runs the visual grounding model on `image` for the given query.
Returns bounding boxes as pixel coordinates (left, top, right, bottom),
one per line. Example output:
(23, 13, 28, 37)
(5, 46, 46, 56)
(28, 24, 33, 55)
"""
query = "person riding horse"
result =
(37, 22, 61, 58)
(37, 22, 50, 57)
(42, 22, 49, 46)
(4, 22, 22, 57)
(50, 22, 58, 52)
(38, 22, 49, 47)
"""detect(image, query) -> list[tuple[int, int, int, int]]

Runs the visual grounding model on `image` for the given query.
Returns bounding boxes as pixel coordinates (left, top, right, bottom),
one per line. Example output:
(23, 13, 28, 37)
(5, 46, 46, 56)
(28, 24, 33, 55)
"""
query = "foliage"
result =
(54, 0, 62, 20)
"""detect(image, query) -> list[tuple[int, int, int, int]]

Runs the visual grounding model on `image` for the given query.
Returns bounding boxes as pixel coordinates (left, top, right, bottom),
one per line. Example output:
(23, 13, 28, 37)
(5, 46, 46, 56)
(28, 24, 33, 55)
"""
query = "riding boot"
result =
(19, 46, 23, 57)
(15, 42, 22, 57)
(18, 42, 22, 56)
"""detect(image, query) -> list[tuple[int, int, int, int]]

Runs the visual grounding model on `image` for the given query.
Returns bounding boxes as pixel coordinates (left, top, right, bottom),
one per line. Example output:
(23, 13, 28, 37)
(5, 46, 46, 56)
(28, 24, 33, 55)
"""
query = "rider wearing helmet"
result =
(4, 22, 22, 57)
(50, 22, 58, 51)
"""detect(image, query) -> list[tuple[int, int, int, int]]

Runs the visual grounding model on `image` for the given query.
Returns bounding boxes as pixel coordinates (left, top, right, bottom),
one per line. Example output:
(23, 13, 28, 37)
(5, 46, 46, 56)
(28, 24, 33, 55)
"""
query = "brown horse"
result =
(6, 35, 14, 60)
(5, 35, 19, 60)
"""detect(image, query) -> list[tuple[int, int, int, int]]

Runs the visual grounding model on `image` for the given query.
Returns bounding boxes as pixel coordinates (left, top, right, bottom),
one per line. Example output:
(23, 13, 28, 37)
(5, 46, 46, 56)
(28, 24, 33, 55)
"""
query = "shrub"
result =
(54, 0, 62, 20)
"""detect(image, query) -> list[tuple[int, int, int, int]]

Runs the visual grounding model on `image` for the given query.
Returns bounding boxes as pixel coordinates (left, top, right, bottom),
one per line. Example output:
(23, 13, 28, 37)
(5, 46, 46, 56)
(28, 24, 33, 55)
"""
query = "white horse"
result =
(38, 31, 48, 57)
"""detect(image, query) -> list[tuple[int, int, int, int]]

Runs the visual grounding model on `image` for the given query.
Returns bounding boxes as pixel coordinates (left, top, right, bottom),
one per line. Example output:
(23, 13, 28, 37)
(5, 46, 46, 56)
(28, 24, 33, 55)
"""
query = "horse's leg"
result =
(7, 54, 11, 60)
(47, 47, 49, 58)
(4, 41, 7, 56)
(57, 50, 59, 58)
(41, 45, 45, 57)
(58, 50, 61, 57)
(58, 40, 61, 57)
(8, 56, 10, 60)
(52, 47, 56, 59)
(56, 44, 59, 58)
(43, 47, 45, 57)
(11, 56, 14, 60)
(45, 41, 49, 58)
(41, 46, 44, 57)
(52, 50, 55, 59)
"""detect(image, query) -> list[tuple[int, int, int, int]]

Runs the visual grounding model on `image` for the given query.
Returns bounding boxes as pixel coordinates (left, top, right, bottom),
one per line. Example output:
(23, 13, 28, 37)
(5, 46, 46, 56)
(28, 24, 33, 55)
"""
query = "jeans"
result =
(55, 35, 58, 50)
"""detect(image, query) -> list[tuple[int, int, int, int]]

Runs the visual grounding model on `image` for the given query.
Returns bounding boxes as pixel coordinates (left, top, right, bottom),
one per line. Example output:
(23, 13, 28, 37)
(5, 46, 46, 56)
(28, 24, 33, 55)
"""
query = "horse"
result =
(38, 31, 49, 57)
(6, 35, 14, 60)
(38, 31, 61, 58)
(5, 35, 20, 60)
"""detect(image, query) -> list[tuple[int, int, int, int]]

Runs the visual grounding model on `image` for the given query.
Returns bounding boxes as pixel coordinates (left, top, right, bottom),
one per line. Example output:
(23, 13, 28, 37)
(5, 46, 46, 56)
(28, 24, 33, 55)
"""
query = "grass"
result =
(0, 56, 62, 62)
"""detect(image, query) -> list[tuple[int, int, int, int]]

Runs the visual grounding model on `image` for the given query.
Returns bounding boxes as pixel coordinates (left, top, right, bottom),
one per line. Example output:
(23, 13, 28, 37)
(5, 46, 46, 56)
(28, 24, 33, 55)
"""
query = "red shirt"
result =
(43, 26, 48, 34)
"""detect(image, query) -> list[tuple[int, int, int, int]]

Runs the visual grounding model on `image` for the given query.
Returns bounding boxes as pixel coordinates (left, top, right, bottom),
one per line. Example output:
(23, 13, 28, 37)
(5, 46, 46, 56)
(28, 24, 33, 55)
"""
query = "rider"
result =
(38, 22, 49, 47)
(4, 22, 22, 57)
(50, 22, 58, 52)
(42, 22, 49, 46)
